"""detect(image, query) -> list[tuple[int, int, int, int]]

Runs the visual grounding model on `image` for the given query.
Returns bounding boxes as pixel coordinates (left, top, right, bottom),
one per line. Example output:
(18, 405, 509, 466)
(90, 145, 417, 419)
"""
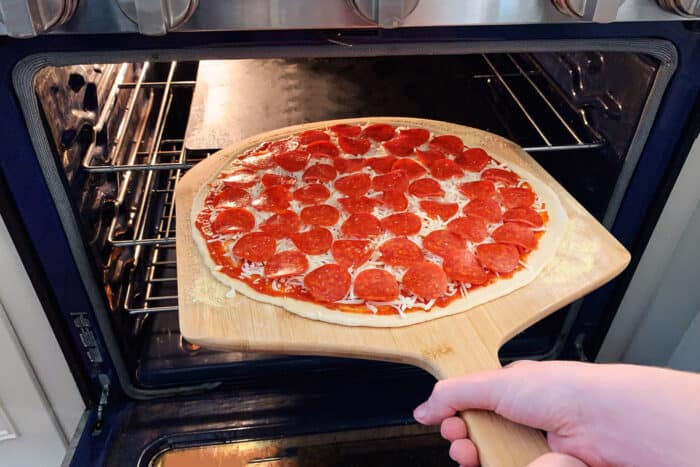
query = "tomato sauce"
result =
(193, 136, 551, 317)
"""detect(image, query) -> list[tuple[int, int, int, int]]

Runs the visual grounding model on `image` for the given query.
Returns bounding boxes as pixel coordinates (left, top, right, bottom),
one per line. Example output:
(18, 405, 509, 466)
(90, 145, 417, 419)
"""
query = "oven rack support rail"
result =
(93, 58, 603, 314)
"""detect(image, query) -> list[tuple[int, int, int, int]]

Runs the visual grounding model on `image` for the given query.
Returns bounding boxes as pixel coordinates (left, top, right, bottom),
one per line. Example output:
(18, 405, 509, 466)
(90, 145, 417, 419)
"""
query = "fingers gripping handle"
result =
(460, 410, 549, 467)
(429, 353, 550, 467)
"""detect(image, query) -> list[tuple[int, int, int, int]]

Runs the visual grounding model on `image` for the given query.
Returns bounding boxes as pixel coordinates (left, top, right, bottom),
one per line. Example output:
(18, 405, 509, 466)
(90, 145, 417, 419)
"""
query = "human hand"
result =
(413, 360, 700, 466)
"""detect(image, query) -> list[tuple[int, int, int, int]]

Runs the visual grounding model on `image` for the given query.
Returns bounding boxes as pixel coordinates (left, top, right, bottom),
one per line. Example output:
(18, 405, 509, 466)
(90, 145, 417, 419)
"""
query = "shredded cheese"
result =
(202, 122, 548, 316)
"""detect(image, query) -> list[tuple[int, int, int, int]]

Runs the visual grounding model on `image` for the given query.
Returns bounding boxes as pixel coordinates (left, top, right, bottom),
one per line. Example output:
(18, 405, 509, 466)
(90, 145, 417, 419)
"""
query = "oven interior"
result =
(35, 52, 658, 390)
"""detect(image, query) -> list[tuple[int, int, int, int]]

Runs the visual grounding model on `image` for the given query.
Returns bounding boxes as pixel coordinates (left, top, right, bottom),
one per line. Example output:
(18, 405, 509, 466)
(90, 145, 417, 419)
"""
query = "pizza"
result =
(191, 118, 567, 327)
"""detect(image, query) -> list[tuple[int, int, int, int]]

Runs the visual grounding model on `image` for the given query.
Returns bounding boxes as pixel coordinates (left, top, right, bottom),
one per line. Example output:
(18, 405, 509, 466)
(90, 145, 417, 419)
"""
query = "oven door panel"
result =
(66, 362, 440, 467)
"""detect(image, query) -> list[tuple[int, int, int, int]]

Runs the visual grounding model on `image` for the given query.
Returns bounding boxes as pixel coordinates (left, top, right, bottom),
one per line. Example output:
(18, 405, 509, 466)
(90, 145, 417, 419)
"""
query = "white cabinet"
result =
(599, 134, 700, 370)
(0, 217, 84, 466)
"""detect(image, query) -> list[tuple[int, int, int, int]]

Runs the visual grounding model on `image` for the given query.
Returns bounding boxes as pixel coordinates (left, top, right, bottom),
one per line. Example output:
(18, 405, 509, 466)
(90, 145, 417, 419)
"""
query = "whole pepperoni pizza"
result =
(192, 118, 567, 327)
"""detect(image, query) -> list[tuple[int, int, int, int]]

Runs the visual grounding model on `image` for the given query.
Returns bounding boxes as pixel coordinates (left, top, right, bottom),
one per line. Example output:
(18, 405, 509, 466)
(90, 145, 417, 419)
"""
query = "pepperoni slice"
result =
(211, 208, 255, 235)
(262, 173, 297, 188)
(500, 187, 535, 209)
(304, 264, 352, 302)
(293, 184, 331, 204)
(399, 128, 430, 146)
(459, 180, 496, 200)
(447, 216, 488, 243)
(220, 168, 257, 189)
(429, 135, 463, 155)
(259, 210, 301, 238)
(429, 159, 464, 180)
(382, 136, 416, 157)
(409, 178, 444, 198)
(482, 168, 519, 186)
(253, 185, 292, 212)
(264, 250, 309, 279)
(239, 152, 276, 170)
(380, 238, 423, 267)
(306, 140, 339, 158)
(333, 157, 366, 173)
(341, 213, 383, 238)
(339, 196, 378, 214)
(381, 212, 422, 235)
(503, 207, 544, 228)
(300, 205, 340, 226)
(443, 249, 489, 285)
(274, 149, 309, 172)
(463, 198, 502, 223)
(416, 148, 446, 166)
(302, 164, 337, 184)
(367, 156, 397, 174)
(420, 201, 459, 221)
(330, 124, 362, 137)
(233, 232, 276, 263)
(492, 223, 537, 252)
(332, 240, 373, 269)
(455, 148, 491, 172)
(392, 159, 426, 179)
(378, 191, 408, 211)
(213, 186, 251, 208)
(372, 170, 409, 193)
(298, 129, 330, 145)
(354, 269, 400, 302)
(362, 123, 396, 142)
(402, 262, 448, 300)
(291, 227, 333, 255)
(423, 230, 464, 257)
(335, 173, 371, 197)
(476, 243, 520, 274)
(338, 136, 371, 156)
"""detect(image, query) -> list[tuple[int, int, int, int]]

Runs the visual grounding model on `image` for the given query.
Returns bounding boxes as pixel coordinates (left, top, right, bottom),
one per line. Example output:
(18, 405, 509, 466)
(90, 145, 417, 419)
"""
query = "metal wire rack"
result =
(480, 53, 604, 152)
(106, 55, 605, 315)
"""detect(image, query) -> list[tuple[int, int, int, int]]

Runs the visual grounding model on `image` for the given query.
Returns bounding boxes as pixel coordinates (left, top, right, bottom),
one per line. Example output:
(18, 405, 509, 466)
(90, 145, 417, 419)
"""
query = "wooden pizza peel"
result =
(176, 118, 630, 467)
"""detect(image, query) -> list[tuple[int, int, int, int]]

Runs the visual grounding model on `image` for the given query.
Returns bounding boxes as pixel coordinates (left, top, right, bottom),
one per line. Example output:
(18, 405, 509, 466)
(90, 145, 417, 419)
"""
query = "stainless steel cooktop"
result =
(0, 0, 697, 38)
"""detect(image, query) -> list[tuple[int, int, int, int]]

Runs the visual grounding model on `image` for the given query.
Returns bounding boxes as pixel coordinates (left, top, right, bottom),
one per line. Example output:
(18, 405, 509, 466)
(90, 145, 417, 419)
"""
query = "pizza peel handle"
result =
(424, 345, 550, 467)
(397, 311, 551, 467)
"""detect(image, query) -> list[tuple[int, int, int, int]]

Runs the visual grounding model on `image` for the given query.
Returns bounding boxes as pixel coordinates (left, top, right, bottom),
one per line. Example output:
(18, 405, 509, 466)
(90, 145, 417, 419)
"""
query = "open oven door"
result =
(63, 358, 448, 467)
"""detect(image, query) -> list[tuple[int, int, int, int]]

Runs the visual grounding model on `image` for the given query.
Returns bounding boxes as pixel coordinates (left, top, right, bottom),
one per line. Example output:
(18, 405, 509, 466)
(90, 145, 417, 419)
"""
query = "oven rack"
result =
(83, 55, 603, 176)
(480, 53, 604, 152)
(114, 56, 604, 314)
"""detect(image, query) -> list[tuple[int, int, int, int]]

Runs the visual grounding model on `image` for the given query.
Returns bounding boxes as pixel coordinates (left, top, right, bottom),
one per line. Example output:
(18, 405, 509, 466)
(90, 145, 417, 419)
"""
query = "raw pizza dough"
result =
(191, 118, 568, 327)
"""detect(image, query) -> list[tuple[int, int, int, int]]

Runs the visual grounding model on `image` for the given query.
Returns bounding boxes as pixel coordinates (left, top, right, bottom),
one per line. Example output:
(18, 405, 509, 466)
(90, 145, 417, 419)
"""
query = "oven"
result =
(1, 2, 699, 466)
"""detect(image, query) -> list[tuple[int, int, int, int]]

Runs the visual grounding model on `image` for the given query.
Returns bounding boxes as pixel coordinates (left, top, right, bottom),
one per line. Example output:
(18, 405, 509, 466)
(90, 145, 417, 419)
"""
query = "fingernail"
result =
(414, 403, 427, 422)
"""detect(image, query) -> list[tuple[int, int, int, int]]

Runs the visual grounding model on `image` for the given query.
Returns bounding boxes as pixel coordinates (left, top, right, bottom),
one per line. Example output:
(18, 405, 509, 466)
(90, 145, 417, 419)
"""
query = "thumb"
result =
(414, 360, 577, 431)
(527, 453, 588, 467)
(413, 369, 511, 425)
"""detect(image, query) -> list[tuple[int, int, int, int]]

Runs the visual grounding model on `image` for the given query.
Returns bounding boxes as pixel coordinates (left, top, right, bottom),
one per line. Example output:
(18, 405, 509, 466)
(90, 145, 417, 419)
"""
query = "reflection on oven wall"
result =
(31, 52, 659, 391)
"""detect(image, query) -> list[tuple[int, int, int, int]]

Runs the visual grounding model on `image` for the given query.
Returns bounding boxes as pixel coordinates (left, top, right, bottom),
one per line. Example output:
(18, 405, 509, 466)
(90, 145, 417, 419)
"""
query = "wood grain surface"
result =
(176, 118, 630, 466)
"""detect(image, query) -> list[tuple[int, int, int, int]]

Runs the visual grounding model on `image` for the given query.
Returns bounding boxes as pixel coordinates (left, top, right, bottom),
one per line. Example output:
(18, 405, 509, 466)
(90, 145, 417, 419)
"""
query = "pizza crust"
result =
(191, 118, 568, 327)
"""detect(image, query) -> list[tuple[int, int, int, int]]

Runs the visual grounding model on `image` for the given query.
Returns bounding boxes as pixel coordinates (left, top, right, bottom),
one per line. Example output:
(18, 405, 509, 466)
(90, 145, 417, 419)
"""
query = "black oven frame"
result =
(1, 22, 699, 466)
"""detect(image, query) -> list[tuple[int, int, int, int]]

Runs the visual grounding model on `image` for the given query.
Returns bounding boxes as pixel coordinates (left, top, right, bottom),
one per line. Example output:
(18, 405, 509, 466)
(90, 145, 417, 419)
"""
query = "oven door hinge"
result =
(92, 373, 111, 435)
